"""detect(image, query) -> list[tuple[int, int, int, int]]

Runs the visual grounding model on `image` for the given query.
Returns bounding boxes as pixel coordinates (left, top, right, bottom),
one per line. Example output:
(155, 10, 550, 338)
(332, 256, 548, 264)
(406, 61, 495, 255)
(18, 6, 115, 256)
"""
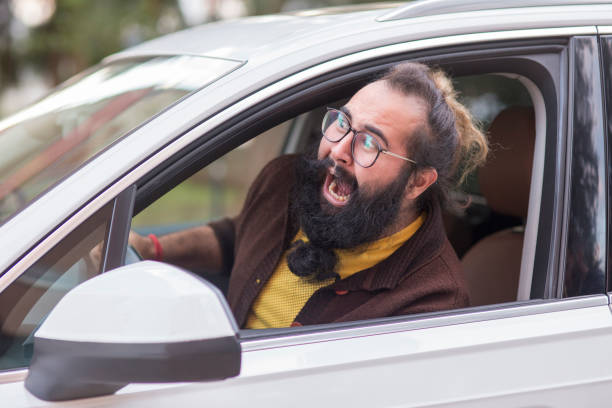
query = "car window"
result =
(451, 74, 537, 306)
(132, 121, 290, 233)
(601, 35, 612, 294)
(563, 37, 606, 297)
(449, 74, 533, 255)
(0, 55, 241, 225)
(129, 69, 545, 329)
(0, 201, 112, 370)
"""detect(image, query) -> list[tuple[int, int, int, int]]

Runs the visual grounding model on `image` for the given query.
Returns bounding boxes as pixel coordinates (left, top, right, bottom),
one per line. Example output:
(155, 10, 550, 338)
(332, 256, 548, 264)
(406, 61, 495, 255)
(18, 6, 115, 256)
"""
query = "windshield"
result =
(0, 55, 241, 224)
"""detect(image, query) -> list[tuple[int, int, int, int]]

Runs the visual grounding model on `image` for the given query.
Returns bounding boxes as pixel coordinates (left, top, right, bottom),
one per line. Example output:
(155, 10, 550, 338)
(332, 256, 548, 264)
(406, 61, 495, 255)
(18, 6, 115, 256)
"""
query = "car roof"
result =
(380, 0, 612, 20)
(107, 0, 612, 63)
(107, 7, 390, 62)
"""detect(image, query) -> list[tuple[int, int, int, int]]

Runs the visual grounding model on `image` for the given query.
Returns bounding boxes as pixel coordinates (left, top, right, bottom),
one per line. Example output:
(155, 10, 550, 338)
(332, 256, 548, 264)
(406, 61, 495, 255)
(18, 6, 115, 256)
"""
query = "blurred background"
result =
(0, 0, 391, 117)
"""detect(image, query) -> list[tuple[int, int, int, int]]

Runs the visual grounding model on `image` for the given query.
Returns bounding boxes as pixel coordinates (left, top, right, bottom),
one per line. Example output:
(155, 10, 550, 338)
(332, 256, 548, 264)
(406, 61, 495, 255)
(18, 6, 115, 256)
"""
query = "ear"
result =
(404, 167, 438, 200)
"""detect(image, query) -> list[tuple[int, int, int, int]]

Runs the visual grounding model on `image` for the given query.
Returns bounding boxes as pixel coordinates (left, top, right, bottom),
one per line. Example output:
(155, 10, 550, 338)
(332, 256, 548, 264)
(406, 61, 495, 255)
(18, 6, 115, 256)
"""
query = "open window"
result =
(449, 74, 537, 306)
(126, 41, 564, 333)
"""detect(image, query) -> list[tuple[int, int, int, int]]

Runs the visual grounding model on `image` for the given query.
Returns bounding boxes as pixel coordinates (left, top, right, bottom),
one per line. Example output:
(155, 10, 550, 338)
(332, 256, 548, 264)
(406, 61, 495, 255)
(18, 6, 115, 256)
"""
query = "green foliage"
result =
(24, 0, 183, 83)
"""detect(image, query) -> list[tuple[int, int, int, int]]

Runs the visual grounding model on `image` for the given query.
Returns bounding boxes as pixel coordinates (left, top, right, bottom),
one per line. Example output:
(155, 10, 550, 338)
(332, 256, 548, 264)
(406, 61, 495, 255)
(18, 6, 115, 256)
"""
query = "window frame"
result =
(133, 39, 567, 305)
(108, 38, 581, 348)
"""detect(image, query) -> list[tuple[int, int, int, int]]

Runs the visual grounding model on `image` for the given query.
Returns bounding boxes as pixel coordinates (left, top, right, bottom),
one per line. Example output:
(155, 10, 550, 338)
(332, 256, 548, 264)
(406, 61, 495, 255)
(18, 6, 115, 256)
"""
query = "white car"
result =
(2, 0, 612, 406)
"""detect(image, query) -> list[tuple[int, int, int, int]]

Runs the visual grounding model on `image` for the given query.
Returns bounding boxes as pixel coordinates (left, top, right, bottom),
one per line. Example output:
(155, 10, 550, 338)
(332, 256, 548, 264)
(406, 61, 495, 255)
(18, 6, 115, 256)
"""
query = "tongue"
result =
(335, 178, 353, 196)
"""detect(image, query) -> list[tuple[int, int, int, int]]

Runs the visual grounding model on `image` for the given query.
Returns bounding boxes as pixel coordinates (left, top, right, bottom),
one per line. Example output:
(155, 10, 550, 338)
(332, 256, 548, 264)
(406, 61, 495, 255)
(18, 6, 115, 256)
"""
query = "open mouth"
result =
(322, 169, 355, 207)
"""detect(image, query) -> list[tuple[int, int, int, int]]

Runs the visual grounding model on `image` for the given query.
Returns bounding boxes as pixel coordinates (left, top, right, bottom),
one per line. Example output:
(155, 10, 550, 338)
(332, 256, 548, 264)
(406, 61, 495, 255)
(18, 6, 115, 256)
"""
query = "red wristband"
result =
(148, 233, 163, 261)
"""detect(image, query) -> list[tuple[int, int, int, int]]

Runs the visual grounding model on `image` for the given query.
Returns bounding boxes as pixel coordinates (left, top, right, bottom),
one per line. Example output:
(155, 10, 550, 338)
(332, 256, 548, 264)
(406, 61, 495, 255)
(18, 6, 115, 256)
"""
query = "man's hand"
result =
(127, 226, 223, 272)
(88, 227, 222, 275)
(129, 231, 156, 260)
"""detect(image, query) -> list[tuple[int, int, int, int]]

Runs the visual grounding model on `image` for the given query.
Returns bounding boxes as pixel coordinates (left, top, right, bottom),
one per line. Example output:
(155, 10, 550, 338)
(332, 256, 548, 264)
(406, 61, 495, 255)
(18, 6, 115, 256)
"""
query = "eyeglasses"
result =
(321, 108, 417, 168)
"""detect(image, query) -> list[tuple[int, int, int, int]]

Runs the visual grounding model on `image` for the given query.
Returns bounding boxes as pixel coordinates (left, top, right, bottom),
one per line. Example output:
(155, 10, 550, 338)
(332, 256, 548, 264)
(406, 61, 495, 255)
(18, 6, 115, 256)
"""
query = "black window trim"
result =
(100, 185, 137, 273)
(561, 36, 607, 298)
(599, 34, 612, 295)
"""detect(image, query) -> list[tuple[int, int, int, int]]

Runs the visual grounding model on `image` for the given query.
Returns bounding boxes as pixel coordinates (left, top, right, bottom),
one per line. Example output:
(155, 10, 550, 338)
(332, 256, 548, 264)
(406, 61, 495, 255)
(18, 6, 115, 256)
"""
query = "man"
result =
(131, 62, 488, 329)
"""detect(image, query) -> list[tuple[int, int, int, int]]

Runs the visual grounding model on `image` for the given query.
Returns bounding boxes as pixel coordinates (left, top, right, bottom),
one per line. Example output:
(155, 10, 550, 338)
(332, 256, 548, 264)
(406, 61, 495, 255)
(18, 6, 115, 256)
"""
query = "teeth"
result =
(328, 179, 349, 202)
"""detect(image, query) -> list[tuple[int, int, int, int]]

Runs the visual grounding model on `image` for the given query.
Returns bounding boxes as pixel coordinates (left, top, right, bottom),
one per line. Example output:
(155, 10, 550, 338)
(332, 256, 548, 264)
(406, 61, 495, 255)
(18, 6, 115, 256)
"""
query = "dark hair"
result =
(378, 62, 488, 209)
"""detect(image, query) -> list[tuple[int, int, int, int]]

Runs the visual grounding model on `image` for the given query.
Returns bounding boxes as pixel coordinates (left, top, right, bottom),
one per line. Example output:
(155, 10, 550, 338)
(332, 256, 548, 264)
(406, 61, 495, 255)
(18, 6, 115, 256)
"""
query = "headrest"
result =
(478, 106, 535, 219)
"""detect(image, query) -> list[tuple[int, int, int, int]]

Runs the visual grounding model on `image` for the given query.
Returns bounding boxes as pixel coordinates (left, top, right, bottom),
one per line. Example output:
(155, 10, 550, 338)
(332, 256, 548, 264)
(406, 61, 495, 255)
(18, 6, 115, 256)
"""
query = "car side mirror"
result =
(25, 261, 241, 401)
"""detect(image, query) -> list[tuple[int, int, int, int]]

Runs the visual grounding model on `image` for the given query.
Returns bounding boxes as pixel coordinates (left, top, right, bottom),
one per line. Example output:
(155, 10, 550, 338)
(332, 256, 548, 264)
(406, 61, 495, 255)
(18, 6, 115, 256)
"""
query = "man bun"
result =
(380, 62, 489, 209)
(429, 69, 488, 184)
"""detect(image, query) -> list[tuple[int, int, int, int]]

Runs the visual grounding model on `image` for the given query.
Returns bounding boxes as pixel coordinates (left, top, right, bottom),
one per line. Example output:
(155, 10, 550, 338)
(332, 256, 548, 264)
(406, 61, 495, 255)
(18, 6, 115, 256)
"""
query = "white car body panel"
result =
(3, 298, 612, 407)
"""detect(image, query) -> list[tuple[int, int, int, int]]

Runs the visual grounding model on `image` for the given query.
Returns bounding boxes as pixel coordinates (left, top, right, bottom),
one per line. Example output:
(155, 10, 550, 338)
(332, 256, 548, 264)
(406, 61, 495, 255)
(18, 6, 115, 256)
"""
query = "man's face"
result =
(317, 80, 428, 213)
(289, 82, 429, 280)
(288, 81, 436, 280)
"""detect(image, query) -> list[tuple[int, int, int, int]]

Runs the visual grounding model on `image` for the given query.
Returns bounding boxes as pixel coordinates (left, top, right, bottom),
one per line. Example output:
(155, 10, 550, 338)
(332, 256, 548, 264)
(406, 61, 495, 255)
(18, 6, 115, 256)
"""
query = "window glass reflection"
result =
(0, 55, 240, 224)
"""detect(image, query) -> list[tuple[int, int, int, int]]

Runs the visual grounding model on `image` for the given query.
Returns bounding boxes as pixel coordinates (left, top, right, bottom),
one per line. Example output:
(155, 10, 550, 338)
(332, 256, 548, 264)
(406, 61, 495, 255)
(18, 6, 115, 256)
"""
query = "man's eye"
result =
(337, 115, 349, 130)
(362, 134, 378, 152)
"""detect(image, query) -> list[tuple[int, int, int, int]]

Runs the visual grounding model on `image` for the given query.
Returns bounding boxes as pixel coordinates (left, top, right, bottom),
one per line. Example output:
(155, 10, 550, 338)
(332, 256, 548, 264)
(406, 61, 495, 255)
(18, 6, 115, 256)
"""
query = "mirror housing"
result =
(25, 261, 241, 401)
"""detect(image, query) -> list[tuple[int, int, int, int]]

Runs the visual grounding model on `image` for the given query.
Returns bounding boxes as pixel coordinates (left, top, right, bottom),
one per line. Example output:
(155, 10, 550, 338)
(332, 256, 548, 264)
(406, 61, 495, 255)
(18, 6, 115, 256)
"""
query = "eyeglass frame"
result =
(321, 107, 418, 168)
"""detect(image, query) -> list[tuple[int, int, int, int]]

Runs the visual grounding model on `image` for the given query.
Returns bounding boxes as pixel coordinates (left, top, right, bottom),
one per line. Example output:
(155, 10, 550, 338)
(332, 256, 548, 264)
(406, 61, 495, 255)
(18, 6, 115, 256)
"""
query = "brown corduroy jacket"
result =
(210, 155, 469, 328)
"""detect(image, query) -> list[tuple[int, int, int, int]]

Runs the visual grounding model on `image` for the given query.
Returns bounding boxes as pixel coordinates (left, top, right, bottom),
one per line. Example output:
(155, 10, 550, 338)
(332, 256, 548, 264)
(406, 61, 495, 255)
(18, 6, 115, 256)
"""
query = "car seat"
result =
(461, 106, 535, 306)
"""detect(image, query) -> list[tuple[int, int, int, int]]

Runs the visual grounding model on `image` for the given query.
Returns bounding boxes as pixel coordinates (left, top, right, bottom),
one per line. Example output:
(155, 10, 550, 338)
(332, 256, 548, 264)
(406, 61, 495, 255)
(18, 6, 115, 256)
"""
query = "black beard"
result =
(287, 154, 413, 281)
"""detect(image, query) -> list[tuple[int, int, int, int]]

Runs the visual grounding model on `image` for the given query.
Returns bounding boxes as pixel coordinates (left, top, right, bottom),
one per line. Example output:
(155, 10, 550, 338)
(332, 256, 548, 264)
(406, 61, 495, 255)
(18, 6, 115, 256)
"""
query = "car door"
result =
(2, 28, 612, 408)
(121, 33, 611, 408)
(103, 31, 612, 407)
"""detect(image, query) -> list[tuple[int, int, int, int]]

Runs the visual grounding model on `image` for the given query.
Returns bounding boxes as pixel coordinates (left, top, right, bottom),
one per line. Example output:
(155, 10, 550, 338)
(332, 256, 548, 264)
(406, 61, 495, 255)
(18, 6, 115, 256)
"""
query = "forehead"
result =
(346, 81, 428, 146)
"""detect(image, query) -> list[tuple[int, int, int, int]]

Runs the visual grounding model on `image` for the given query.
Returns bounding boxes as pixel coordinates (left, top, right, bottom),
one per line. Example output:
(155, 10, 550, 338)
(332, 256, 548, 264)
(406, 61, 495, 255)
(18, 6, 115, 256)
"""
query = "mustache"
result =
(309, 156, 358, 192)
(331, 163, 358, 192)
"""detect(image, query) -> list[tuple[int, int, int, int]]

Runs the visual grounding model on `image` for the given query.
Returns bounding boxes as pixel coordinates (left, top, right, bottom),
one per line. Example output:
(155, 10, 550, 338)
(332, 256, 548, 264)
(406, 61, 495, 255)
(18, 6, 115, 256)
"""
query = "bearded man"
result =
(130, 62, 488, 329)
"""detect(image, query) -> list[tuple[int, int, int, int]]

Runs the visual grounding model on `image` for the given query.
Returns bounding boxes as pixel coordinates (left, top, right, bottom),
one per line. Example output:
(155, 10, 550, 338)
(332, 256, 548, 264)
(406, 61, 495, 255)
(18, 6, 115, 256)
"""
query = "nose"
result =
(329, 131, 354, 166)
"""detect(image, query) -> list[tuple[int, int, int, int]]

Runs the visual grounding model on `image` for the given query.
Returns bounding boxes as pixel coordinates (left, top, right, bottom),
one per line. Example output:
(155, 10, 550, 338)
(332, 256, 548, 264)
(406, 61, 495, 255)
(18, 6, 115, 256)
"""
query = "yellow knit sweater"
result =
(245, 213, 425, 329)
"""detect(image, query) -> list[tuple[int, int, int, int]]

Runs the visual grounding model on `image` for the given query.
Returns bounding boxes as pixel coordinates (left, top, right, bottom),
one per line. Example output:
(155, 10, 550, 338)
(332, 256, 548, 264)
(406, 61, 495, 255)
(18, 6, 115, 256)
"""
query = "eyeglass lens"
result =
(322, 109, 382, 167)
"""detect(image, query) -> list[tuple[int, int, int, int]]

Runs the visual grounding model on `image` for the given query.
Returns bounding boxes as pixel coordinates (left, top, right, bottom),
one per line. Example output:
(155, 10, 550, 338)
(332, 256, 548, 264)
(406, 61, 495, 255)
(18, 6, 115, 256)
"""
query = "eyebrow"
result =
(340, 106, 389, 147)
